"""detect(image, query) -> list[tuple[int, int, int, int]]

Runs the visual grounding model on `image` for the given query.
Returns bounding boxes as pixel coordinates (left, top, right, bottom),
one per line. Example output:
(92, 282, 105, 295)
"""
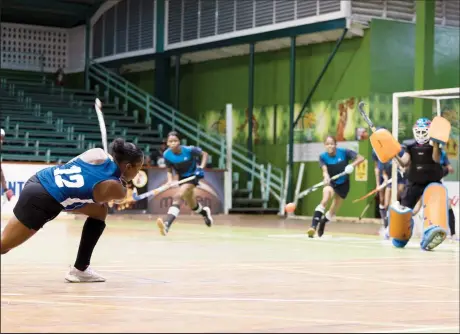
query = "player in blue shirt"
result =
(307, 135, 364, 238)
(1, 138, 144, 282)
(156, 131, 212, 236)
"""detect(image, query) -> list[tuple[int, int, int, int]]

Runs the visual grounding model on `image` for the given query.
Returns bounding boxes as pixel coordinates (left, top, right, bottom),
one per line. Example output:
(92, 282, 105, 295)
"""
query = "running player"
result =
(307, 135, 364, 238)
(156, 131, 213, 236)
(1, 138, 144, 282)
(393, 118, 449, 250)
(1, 128, 14, 204)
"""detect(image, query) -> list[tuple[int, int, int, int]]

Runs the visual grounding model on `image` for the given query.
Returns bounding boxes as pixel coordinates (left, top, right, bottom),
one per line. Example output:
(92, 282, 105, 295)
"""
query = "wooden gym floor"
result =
(1, 215, 459, 333)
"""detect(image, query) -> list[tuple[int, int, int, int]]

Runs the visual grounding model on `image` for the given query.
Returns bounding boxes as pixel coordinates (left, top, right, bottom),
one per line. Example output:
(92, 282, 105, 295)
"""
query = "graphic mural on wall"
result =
(201, 96, 371, 145)
(201, 95, 459, 154)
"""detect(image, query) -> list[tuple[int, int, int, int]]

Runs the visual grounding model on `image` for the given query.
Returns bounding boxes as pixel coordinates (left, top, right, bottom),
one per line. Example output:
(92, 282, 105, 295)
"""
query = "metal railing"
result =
(88, 61, 285, 210)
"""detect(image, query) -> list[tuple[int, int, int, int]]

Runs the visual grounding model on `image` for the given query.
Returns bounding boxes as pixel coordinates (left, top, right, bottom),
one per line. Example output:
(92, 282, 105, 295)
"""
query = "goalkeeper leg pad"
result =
(388, 202, 414, 248)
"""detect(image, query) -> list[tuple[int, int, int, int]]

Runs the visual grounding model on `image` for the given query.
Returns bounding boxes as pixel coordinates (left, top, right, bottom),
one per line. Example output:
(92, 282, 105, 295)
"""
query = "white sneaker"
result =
(65, 266, 106, 283)
(203, 206, 213, 227)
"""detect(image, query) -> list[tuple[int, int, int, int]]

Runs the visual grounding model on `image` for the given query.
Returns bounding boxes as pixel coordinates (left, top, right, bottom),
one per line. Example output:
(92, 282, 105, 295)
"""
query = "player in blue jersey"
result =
(307, 135, 364, 238)
(1, 138, 144, 282)
(156, 131, 212, 236)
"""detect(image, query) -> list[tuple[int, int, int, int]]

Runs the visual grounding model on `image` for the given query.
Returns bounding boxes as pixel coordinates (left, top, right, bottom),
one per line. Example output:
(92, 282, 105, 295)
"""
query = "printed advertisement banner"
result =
(1, 163, 51, 215)
(146, 169, 225, 215)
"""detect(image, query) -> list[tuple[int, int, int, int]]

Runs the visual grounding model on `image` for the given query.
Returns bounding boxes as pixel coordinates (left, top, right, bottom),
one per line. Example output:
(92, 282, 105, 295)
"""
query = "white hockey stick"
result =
(94, 98, 108, 153)
(132, 176, 196, 201)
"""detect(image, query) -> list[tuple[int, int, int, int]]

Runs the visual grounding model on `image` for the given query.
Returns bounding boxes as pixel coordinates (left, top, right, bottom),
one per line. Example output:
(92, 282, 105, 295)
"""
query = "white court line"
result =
(364, 326, 460, 333)
(244, 265, 459, 292)
(52, 294, 459, 304)
(0, 297, 432, 329)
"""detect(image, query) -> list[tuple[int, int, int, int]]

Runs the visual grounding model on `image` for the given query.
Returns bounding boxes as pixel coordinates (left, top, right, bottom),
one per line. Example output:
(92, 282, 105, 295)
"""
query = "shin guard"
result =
(388, 202, 414, 248)
(420, 183, 448, 250)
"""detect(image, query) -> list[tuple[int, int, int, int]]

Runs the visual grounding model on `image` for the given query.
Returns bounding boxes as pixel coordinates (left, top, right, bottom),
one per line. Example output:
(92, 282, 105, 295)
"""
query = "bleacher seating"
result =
(0, 69, 163, 163)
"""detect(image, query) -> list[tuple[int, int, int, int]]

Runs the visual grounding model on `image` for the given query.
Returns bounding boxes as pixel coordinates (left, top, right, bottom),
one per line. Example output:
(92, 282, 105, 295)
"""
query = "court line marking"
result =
(46, 294, 460, 304)
(2, 260, 458, 275)
(364, 325, 460, 333)
(3, 260, 459, 275)
(2, 257, 452, 269)
(0, 297, 435, 329)
(243, 265, 460, 292)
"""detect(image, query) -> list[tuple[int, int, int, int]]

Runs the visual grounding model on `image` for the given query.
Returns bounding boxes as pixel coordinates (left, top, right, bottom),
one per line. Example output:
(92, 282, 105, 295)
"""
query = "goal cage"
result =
(392, 87, 460, 238)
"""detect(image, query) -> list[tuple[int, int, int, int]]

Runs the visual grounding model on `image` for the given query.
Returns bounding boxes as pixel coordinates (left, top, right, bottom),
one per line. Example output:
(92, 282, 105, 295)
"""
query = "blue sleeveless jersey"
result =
(319, 148, 357, 185)
(163, 145, 202, 178)
(36, 157, 121, 210)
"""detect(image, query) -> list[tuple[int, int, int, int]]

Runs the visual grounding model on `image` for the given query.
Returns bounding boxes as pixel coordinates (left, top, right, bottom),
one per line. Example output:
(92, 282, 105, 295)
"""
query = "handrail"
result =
(89, 62, 284, 207)
(90, 62, 283, 176)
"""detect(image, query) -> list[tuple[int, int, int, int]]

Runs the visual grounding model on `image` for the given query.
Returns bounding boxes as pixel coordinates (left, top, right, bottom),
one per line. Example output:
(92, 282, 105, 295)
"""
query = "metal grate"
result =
(274, 0, 295, 23)
(296, 0, 318, 19)
(183, 0, 199, 41)
(199, 0, 217, 38)
(140, 0, 155, 49)
(127, 0, 141, 51)
(351, 0, 459, 28)
(217, 0, 235, 34)
(236, 0, 253, 31)
(166, 0, 343, 47)
(92, 18, 103, 58)
(255, 0, 274, 27)
(116, 0, 128, 53)
(104, 6, 115, 56)
(167, 0, 182, 44)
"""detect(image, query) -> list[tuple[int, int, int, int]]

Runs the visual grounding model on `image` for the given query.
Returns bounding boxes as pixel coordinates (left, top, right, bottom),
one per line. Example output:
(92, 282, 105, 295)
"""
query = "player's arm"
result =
(166, 167, 174, 184)
(319, 156, 330, 185)
(199, 150, 208, 169)
(431, 142, 441, 163)
(93, 179, 127, 203)
(344, 149, 364, 175)
(1, 168, 7, 190)
(394, 147, 410, 168)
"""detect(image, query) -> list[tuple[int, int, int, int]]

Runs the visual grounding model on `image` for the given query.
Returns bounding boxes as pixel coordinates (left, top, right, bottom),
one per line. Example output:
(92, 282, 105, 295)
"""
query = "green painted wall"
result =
(122, 19, 458, 218)
(370, 19, 459, 94)
(176, 31, 372, 217)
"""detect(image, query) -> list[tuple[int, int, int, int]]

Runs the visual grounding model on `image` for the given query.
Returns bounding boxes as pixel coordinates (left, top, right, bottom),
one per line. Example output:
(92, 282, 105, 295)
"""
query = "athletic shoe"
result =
(420, 226, 447, 251)
(157, 218, 169, 236)
(203, 206, 213, 227)
(307, 227, 316, 238)
(65, 266, 106, 283)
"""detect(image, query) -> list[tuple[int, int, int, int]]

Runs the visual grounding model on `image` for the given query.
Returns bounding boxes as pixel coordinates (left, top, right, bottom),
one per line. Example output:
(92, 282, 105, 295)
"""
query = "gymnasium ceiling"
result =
(0, 0, 105, 28)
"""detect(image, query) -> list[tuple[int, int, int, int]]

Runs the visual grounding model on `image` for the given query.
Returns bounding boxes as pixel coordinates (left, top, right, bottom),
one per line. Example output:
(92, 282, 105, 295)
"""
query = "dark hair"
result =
(110, 138, 144, 164)
(167, 131, 181, 141)
(324, 135, 337, 144)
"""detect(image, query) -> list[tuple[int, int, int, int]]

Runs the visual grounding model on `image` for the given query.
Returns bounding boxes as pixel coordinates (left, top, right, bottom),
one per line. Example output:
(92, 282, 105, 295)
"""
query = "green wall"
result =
(370, 19, 459, 94)
(177, 30, 372, 217)
(123, 19, 458, 218)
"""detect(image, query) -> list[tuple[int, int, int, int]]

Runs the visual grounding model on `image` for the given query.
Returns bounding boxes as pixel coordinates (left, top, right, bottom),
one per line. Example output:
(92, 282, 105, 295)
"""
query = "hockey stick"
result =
(297, 170, 348, 198)
(358, 196, 377, 221)
(132, 176, 196, 201)
(353, 178, 392, 203)
(94, 98, 108, 153)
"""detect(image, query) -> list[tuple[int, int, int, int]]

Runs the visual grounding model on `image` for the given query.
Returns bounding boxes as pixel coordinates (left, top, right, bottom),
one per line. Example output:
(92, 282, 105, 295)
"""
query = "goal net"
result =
(392, 87, 460, 238)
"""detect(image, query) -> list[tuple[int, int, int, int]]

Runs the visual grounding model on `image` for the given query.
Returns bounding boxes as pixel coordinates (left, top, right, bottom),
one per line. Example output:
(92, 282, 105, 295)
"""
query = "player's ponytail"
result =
(110, 137, 144, 165)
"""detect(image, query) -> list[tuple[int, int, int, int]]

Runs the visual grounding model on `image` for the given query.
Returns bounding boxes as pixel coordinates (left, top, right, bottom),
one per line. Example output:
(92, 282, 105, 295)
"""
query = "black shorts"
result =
(331, 181, 350, 199)
(401, 182, 431, 209)
(13, 175, 64, 230)
(179, 176, 200, 186)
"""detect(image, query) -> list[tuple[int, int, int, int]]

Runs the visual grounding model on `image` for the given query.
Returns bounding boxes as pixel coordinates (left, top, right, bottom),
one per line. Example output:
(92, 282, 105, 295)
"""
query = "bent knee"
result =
(89, 204, 108, 221)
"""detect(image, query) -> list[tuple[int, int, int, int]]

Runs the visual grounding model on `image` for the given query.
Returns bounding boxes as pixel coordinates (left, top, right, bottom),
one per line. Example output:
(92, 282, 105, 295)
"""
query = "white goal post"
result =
(391, 87, 460, 237)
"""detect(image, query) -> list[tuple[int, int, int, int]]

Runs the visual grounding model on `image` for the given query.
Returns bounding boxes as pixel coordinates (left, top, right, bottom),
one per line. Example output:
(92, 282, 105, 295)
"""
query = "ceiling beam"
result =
(2, 0, 91, 14)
